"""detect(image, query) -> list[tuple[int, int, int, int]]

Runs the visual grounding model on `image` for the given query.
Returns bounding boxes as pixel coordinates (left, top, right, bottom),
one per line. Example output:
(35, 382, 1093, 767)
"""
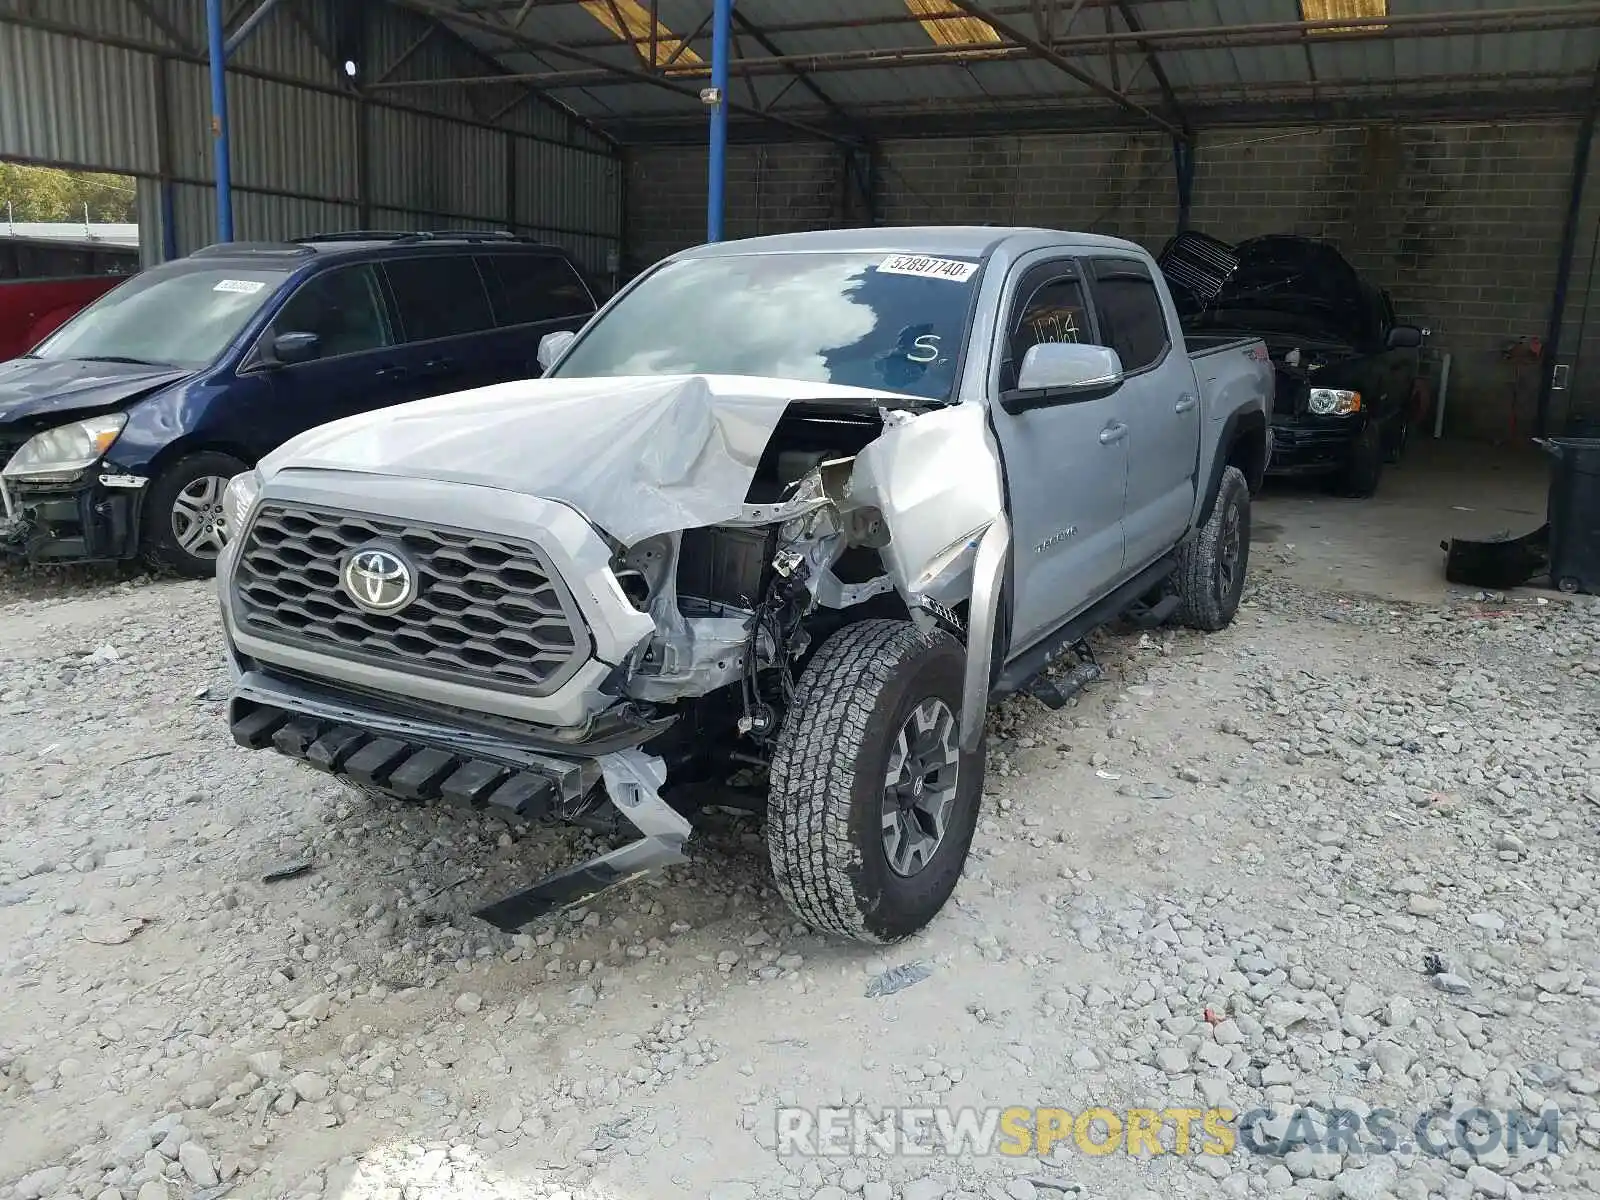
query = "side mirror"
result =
(1387, 324, 1423, 350)
(537, 330, 576, 372)
(264, 330, 320, 367)
(1015, 342, 1125, 395)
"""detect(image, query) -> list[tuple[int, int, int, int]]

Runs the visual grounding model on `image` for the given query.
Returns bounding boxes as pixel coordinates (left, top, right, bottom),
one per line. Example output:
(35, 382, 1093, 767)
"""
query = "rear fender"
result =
(1196, 408, 1267, 528)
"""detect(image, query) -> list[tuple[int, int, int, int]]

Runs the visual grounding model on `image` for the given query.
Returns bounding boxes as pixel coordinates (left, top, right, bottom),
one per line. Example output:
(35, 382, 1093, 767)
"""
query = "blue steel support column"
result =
(707, 0, 733, 243)
(206, 0, 234, 241)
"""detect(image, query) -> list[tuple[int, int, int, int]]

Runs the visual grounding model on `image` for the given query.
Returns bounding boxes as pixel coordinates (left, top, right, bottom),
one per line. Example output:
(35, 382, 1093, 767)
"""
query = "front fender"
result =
(843, 403, 1004, 605)
(841, 402, 1006, 751)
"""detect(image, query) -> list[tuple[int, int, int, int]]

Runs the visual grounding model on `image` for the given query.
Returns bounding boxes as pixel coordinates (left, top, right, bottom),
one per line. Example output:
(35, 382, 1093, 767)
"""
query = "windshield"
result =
(550, 251, 981, 400)
(29, 263, 290, 368)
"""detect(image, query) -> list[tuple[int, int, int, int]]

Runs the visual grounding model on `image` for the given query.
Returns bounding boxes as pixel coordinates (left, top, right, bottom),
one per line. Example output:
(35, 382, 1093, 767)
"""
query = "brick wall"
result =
(627, 121, 1600, 437)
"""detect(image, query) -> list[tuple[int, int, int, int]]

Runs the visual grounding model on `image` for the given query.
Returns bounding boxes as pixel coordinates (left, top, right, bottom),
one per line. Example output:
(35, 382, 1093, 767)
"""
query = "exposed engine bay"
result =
(606, 400, 979, 791)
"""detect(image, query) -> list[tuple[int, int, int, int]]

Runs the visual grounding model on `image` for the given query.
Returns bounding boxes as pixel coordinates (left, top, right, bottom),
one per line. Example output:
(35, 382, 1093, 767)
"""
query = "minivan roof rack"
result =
(295, 229, 548, 246)
(191, 241, 316, 258)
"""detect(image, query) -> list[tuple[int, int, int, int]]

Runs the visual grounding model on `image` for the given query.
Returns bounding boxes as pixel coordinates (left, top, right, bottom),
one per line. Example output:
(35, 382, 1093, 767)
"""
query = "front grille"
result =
(232, 502, 591, 696)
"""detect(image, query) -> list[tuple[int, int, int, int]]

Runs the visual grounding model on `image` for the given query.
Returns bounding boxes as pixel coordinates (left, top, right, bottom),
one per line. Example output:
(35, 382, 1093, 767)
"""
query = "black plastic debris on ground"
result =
(261, 861, 313, 884)
(864, 960, 932, 998)
(1442, 524, 1549, 590)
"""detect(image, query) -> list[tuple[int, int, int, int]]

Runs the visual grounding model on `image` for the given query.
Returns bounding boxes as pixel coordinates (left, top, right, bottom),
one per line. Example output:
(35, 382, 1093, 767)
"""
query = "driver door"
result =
(247, 263, 407, 451)
(986, 257, 1130, 656)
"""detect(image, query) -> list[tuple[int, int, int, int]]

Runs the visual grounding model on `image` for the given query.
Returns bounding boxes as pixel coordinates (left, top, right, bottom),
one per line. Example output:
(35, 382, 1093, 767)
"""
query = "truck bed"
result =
(1185, 333, 1260, 359)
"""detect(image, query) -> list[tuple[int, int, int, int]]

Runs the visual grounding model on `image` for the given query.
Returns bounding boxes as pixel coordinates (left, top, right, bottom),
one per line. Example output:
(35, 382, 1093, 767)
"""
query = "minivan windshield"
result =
(550, 251, 981, 401)
(29, 263, 290, 369)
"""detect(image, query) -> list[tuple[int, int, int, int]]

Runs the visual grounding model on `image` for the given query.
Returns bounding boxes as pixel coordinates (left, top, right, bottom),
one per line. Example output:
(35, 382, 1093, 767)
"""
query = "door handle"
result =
(1175, 393, 1198, 413)
(1099, 421, 1128, 445)
(374, 364, 410, 380)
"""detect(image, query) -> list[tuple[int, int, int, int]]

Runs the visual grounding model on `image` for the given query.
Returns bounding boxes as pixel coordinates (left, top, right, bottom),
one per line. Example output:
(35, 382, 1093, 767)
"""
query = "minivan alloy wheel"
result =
(170, 474, 232, 559)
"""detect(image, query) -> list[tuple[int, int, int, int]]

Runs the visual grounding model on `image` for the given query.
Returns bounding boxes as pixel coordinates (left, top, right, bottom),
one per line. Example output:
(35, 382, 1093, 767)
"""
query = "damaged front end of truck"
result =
(219, 373, 1006, 930)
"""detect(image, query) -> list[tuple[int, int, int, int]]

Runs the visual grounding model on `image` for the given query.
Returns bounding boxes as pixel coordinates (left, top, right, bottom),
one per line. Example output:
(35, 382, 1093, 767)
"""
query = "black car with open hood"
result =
(1159, 232, 1424, 497)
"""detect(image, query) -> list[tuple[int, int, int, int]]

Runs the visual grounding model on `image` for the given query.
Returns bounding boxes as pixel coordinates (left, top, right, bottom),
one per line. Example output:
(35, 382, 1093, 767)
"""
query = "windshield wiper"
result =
(73, 355, 176, 367)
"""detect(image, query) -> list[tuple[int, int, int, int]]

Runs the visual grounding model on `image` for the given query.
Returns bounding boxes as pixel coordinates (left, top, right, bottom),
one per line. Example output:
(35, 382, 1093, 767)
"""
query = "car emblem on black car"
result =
(341, 546, 418, 614)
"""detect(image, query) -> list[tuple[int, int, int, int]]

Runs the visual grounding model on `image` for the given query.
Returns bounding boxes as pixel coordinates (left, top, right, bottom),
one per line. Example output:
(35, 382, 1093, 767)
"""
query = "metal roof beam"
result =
(404, 2, 1600, 90)
(730, 9, 863, 135)
(127, 0, 201, 54)
(605, 82, 1597, 144)
(374, 23, 438, 82)
(405, 4, 620, 144)
(384, 0, 860, 146)
(922, 0, 1181, 136)
(1113, 0, 1188, 135)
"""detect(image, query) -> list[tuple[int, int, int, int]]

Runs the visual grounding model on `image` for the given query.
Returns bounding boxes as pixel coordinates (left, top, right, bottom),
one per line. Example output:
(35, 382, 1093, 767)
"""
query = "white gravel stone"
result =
(178, 1142, 218, 1187)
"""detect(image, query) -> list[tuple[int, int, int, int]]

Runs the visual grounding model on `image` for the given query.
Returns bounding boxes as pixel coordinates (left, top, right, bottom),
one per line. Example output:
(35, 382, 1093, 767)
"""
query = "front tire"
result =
(1174, 465, 1250, 632)
(1334, 422, 1384, 497)
(141, 452, 248, 578)
(767, 620, 983, 942)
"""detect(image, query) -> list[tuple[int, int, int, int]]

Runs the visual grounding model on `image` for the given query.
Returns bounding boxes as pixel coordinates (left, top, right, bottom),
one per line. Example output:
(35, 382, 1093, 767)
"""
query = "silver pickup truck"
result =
(218, 227, 1271, 943)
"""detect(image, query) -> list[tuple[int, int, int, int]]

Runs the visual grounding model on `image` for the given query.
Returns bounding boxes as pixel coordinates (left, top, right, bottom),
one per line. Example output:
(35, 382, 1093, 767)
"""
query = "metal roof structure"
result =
(373, 0, 1600, 144)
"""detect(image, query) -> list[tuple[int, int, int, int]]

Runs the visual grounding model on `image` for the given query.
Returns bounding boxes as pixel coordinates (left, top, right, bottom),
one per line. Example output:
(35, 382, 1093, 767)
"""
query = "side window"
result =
(272, 264, 394, 360)
(481, 254, 595, 326)
(383, 255, 496, 342)
(1001, 270, 1091, 392)
(1088, 258, 1170, 374)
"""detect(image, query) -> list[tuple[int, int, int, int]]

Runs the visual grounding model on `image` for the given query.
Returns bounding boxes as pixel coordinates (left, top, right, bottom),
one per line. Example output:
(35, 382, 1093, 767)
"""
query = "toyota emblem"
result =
(341, 546, 418, 614)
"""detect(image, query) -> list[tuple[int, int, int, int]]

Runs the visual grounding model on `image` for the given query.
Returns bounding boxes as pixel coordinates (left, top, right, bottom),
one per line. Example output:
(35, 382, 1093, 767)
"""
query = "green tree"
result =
(0, 163, 136, 222)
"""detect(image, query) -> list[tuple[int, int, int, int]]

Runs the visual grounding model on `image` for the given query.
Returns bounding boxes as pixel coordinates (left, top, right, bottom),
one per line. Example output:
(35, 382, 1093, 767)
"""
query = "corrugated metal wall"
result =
(0, 0, 623, 275)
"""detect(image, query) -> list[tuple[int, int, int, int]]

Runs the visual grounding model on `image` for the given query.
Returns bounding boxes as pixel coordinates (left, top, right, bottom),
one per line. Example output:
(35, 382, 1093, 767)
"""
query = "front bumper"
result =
(0, 474, 143, 564)
(227, 660, 692, 931)
(1265, 417, 1362, 476)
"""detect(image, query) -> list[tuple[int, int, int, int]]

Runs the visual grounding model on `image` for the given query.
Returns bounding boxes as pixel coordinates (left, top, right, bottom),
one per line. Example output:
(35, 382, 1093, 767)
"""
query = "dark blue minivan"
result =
(0, 232, 596, 575)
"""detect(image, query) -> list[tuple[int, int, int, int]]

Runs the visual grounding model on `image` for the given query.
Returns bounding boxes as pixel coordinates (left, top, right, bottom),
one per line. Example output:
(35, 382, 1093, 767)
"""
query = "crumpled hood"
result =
(260, 373, 911, 545)
(0, 358, 191, 427)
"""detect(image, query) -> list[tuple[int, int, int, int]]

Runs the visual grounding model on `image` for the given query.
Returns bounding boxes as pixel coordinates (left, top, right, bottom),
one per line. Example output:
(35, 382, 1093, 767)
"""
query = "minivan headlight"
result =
(1308, 388, 1362, 416)
(222, 469, 262, 537)
(2, 413, 128, 482)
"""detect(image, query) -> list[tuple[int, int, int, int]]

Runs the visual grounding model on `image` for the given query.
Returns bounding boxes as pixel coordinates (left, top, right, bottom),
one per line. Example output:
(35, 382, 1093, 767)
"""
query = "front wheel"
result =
(1174, 465, 1250, 632)
(1333, 422, 1384, 498)
(766, 620, 984, 942)
(141, 451, 249, 578)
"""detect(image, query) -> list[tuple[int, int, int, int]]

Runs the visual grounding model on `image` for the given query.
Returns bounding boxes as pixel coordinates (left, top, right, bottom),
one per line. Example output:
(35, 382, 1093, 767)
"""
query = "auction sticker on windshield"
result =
(213, 279, 267, 294)
(878, 254, 979, 283)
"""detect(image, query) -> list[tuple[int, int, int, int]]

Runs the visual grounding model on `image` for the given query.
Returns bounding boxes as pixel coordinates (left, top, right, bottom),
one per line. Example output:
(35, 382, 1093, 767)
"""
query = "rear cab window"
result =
(1087, 257, 1170, 374)
(382, 254, 496, 342)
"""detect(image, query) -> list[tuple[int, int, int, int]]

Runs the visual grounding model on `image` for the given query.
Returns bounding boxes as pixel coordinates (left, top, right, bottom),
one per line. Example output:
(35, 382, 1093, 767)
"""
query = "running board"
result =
(1026, 658, 1103, 710)
(996, 554, 1177, 697)
(472, 750, 690, 931)
(1124, 592, 1180, 629)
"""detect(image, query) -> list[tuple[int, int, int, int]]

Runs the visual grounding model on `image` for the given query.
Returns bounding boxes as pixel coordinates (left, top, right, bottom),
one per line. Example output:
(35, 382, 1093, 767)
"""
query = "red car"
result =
(1, 228, 139, 360)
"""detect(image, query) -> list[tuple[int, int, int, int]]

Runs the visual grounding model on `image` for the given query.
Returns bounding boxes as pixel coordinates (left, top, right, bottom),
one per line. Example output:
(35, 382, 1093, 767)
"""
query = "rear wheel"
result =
(1174, 465, 1250, 632)
(767, 620, 983, 942)
(1384, 416, 1410, 465)
(142, 451, 248, 578)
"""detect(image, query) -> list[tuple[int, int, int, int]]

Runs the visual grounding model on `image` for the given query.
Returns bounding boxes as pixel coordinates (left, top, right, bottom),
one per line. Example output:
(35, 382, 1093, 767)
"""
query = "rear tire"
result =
(767, 620, 983, 942)
(1174, 465, 1250, 632)
(142, 451, 249, 578)
(1384, 417, 1410, 465)
(1333, 423, 1384, 498)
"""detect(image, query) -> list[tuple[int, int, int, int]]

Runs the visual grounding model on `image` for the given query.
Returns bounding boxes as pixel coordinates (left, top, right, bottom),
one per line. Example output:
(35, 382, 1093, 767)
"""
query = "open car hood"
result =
(259, 373, 918, 545)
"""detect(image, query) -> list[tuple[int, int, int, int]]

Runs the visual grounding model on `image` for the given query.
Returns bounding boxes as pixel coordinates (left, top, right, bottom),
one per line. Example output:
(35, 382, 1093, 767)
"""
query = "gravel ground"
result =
(0, 565, 1597, 1200)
